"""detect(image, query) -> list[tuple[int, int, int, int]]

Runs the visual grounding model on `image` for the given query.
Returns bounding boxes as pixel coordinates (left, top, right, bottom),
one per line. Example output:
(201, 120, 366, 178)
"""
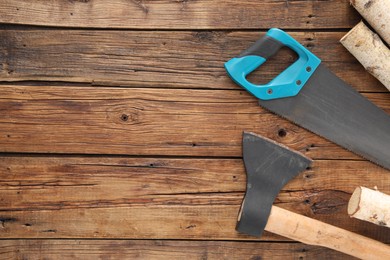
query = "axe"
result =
(238, 132, 390, 260)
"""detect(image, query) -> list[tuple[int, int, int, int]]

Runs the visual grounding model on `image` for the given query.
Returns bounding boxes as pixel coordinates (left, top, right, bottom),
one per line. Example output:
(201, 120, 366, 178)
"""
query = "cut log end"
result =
(347, 186, 362, 216)
(340, 21, 362, 43)
(347, 186, 390, 228)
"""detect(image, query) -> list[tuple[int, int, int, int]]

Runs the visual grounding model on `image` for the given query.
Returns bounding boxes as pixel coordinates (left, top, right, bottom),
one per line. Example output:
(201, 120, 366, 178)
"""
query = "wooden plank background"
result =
(0, 240, 355, 259)
(0, 0, 389, 259)
(0, 0, 359, 29)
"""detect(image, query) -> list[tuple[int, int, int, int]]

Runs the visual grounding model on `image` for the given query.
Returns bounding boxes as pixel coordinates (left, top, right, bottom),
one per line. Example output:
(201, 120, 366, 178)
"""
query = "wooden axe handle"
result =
(265, 206, 390, 260)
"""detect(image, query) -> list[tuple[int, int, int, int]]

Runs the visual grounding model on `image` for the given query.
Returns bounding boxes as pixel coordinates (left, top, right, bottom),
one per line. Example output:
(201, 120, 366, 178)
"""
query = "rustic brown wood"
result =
(0, 0, 359, 29)
(0, 1, 388, 257)
(0, 30, 386, 92)
(1, 157, 389, 210)
(0, 156, 389, 241)
(0, 240, 357, 260)
(0, 85, 389, 158)
(1, 200, 387, 241)
(1, 157, 389, 209)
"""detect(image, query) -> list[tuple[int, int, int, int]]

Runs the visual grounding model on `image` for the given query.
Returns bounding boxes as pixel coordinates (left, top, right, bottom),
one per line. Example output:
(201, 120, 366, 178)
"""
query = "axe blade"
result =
(237, 132, 312, 237)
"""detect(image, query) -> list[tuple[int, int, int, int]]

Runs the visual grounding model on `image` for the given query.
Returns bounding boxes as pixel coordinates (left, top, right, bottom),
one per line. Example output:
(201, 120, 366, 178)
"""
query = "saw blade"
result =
(259, 64, 390, 170)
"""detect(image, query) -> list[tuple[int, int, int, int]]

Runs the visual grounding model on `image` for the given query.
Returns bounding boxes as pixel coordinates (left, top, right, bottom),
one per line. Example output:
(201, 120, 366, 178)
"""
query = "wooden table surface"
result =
(0, 1, 389, 259)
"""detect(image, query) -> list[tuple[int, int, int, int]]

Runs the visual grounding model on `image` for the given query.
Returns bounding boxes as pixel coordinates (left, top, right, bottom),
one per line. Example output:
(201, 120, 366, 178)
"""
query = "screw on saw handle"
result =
(224, 28, 321, 100)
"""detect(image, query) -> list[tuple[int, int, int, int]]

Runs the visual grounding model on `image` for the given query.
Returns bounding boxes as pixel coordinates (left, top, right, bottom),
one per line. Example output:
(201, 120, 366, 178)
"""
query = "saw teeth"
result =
(257, 102, 388, 170)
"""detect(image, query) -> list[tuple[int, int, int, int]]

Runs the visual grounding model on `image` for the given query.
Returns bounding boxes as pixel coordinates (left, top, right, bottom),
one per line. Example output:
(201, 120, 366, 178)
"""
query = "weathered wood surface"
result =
(0, 0, 359, 29)
(0, 30, 387, 92)
(0, 240, 356, 260)
(0, 85, 389, 159)
(0, 156, 389, 242)
(1, 0, 389, 258)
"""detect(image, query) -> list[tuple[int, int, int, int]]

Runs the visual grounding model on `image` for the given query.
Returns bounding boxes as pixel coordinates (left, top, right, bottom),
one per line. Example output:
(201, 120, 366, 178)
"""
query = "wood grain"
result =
(0, 0, 359, 29)
(1, 157, 389, 210)
(0, 240, 356, 260)
(0, 156, 389, 241)
(0, 0, 386, 258)
(0, 85, 389, 158)
(0, 30, 387, 92)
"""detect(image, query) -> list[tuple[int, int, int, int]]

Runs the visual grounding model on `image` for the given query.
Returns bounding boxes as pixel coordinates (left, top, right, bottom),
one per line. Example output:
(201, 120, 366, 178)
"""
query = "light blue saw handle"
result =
(224, 28, 321, 100)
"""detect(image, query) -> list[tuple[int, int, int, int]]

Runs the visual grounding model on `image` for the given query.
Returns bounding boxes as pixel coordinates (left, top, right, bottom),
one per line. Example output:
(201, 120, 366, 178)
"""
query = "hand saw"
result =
(225, 28, 390, 170)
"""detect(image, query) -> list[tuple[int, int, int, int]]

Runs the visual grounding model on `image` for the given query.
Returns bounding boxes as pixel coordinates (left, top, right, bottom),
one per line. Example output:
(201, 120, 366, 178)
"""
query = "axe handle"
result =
(265, 206, 390, 260)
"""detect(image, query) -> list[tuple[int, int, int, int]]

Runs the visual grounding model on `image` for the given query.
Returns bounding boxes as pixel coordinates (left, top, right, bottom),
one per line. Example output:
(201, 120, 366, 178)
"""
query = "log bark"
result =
(350, 0, 390, 45)
(340, 21, 390, 91)
(348, 186, 390, 228)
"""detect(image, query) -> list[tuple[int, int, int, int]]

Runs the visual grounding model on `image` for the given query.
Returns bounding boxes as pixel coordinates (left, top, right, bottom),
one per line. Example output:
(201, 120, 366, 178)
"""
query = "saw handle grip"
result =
(224, 28, 321, 100)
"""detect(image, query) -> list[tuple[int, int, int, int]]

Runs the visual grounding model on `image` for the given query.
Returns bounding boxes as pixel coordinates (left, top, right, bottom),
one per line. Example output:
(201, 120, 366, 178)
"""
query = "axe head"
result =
(237, 132, 312, 237)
